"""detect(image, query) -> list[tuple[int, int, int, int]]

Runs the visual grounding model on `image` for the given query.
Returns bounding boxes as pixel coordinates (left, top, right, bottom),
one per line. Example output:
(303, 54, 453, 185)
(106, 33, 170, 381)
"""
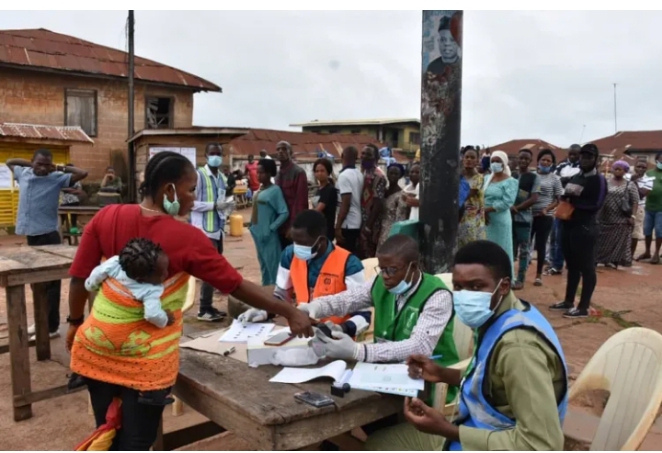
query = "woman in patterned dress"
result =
(378, 163, 408, 248)
(360, 145, 387, 259)
(596, 160, 640, 268)
(458, 147, 486, 248)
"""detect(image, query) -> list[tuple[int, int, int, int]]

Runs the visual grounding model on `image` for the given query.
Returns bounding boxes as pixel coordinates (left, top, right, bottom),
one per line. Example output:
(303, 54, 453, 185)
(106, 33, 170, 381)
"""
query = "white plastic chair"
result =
(568, 327, 662, 450)
(359, 258, 379, 342)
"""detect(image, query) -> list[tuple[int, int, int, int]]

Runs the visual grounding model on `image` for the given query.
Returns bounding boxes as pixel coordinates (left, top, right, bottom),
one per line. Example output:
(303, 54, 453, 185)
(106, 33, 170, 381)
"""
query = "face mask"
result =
(490, 162, 504, 173)
(538, 164, 552, 174)
(657, 162, 662, 171)
(388, 263, 414, 295)
(207, 155, 222, 168)
(453, 279, 504, 329)
(162, 184, 180, 216)
(293, 237, 322, 261)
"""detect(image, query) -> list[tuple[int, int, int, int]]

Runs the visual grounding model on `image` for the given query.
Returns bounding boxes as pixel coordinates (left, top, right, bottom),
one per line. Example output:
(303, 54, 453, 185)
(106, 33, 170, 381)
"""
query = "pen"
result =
(428, 354, 443, 360)
(223, 346, 236, 357)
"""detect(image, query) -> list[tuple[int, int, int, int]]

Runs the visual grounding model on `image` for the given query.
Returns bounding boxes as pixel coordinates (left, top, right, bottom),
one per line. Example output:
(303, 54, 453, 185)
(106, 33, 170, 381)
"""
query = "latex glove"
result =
(297, 300, 322, 319)
(238, 308, 268, 325)
(312, 329, 359, 360)
(324, 320, 344, 336)
(270, 347, 319, 366)
(216, 199, 235, 211)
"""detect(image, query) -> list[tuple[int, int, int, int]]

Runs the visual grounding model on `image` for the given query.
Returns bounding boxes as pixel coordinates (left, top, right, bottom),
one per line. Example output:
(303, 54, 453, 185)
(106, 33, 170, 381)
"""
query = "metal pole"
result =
(419, 10, 463, 273)
(128, 10, 136, 202)
(613, 83, 618, 133)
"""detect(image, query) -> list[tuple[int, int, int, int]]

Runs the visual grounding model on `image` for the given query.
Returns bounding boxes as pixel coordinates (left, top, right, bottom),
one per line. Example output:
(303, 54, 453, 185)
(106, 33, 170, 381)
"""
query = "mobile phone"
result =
(294, 391, 335, 408)
(264, 331, 295, 346)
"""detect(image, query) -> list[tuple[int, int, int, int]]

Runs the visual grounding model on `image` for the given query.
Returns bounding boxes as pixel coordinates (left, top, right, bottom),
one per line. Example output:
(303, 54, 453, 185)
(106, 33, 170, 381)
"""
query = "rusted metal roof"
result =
(0, 28, 220, 92)
(128, 127, 248, 143)
(489, 139, 565, 163)
(0, 123, 94, 144)
(589, 130, 662, 159)
(290, 118, 421, 128)
(228, 128, 393, 161)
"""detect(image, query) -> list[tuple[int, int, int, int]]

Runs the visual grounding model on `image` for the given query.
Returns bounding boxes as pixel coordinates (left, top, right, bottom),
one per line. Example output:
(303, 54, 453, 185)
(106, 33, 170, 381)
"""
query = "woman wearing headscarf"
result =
(483, 150, 518, 273)
(530, 149, 564, 286)
(378, 163, 408, 248)
(595, 160, 640, 268)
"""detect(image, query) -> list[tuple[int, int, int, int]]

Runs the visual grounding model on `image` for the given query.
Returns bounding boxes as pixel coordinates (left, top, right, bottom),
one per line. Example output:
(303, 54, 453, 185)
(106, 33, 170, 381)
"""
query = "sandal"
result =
(534, 278, 543, 286)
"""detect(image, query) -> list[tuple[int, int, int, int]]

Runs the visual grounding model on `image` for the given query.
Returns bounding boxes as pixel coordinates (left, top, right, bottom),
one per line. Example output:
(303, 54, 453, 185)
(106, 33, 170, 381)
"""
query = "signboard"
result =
(148, 147, 197, 167)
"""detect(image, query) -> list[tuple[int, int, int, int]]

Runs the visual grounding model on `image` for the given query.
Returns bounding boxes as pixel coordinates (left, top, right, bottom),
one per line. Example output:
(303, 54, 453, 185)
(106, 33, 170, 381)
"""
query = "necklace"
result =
(140, 204, 165, 215)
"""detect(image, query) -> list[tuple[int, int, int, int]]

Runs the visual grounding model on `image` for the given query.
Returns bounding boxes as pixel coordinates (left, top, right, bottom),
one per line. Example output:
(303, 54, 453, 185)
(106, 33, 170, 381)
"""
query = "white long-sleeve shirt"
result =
(85, 256, 168, 328)
(312, 274, 453, 363)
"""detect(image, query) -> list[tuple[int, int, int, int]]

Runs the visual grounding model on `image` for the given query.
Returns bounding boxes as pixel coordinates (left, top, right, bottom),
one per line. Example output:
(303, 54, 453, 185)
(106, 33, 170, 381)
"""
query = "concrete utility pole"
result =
(419, 10, 463, 273)
(128, 10, 136, 202)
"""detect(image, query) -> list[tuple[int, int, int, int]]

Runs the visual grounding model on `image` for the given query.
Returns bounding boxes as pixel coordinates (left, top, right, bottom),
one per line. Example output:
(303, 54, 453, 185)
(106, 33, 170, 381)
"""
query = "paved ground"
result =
(1, 209, 661, 450)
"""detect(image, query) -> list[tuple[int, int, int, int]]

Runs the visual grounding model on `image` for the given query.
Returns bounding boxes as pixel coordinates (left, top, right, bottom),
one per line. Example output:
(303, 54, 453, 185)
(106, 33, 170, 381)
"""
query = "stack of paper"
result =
(347, 362, 424, 397)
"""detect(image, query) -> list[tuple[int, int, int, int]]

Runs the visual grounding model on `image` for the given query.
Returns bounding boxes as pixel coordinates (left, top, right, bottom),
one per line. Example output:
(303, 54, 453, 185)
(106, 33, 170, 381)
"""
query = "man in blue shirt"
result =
(7, 149, 88, 339)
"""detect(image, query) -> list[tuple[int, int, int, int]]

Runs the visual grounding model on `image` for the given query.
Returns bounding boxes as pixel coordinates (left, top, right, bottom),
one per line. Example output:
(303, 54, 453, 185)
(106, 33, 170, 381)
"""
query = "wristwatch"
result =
(66, 315, 85, 326)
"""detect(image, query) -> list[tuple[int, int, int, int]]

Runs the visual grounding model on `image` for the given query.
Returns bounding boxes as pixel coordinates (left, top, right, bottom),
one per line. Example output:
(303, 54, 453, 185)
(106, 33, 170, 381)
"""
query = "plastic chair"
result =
(568, 327, 662, 451)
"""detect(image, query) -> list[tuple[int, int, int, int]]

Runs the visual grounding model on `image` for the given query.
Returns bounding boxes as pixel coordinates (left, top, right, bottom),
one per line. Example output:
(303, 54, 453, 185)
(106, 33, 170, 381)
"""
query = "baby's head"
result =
(119, 238, 169, 285)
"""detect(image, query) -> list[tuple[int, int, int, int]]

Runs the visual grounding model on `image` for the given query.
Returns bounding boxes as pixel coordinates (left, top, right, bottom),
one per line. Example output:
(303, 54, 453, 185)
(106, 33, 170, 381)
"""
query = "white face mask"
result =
(452, 279, 505, 329)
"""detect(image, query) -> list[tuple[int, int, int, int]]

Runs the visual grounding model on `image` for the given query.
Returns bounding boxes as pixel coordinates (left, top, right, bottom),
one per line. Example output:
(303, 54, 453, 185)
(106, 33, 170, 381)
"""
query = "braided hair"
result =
(119, 238, 163, 281)
(139, 151, 194, 200)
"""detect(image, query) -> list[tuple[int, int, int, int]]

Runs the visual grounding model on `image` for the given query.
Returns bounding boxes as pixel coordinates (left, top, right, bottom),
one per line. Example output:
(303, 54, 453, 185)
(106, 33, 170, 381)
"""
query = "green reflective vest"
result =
(371, 273, 459, 403)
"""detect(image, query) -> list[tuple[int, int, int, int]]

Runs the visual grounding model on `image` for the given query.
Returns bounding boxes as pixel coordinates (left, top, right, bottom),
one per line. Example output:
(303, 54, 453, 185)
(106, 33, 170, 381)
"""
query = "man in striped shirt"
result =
(628, 159, 655, 262)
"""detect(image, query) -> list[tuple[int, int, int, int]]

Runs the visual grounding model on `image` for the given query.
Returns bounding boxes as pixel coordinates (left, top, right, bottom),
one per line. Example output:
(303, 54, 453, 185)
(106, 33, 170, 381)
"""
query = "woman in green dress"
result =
(249, 159, 289, 286)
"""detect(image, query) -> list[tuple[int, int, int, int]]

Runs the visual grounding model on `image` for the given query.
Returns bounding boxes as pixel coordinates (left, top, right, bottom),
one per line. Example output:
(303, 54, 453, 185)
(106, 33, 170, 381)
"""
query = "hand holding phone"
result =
(264, 331, 295, 346)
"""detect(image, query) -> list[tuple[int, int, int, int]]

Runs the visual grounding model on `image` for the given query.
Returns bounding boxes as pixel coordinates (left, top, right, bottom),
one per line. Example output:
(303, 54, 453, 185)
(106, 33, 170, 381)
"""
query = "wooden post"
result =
(6, 285, 33, 421)
(419, 10, 464, 273)
(31, 283, 51, 361)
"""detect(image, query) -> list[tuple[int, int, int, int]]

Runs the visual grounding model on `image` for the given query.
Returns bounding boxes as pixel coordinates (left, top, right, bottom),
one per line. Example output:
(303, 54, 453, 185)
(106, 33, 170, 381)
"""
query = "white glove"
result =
(297, 300, 322, 319)
(311, 329, 359, 360)
(237, 308, 268, 325)
(216, 199, 235, 211)
(270, 347, 320, 366)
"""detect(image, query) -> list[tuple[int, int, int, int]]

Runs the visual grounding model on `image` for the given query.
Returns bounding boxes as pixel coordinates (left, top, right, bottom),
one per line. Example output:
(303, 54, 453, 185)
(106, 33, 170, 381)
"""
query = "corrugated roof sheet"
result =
(290, 118, 420, 128)
(0, 123, 93, 144)
(588, 130, 662, 159)
(228, 128, 396, 161)
(0, 28, 220, 92)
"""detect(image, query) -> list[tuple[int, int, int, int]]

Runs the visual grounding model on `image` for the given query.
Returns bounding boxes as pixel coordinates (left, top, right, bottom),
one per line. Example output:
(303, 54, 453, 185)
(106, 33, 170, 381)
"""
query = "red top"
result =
(69, 204, 243, 294)
(245, 161, 260, 191)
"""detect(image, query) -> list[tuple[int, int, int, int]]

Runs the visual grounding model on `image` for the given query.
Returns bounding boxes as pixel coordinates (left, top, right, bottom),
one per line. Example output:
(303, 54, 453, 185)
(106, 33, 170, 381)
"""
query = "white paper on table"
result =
(218, 320, 275, 343)
(269, 360, 348, 384)
(348, 362, 424, 397)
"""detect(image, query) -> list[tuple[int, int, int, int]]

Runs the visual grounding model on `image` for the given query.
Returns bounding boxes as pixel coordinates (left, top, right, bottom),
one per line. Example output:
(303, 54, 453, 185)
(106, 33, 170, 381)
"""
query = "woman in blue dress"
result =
(249, 159, 289, 286)
(483, 150, 519, 274)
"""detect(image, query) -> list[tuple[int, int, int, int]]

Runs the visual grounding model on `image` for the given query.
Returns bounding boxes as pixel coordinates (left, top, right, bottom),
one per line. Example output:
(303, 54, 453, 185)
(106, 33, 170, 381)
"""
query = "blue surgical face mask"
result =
(490, 162, 504, 173)
(207, 155, 222, 168)
(657, 162, 662, 171)
(538, 164, 552, 174)
(452, 279, 504, 329)
(293, 237, 323, 261)
(388, 262, 414, 295)
(162, 184, 180, 216)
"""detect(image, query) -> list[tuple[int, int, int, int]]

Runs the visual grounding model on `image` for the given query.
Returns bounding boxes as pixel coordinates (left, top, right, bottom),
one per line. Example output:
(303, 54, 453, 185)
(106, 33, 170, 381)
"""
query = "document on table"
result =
(269, 360, 348, 384)
(348, 362, 424, 397)
(218, 320, 275, 343)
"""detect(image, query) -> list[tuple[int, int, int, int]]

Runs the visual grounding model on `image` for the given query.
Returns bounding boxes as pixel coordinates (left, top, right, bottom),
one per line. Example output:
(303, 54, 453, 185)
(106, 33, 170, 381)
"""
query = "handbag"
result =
(620, 181, 633, 216)
(554, 199, 575, 221)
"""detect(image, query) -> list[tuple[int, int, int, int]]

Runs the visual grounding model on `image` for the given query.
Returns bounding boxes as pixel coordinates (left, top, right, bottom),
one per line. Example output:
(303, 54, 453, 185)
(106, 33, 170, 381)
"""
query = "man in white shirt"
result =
(190, 143, 234, 322)
(627, 159, 654, 262)
(335, 146, 364, 255)
(403, 163, 421, 221)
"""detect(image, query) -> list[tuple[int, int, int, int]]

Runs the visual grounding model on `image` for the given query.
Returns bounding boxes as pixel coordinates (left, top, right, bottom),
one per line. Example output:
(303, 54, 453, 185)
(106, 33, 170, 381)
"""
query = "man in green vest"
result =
(306, 234, 459, 400)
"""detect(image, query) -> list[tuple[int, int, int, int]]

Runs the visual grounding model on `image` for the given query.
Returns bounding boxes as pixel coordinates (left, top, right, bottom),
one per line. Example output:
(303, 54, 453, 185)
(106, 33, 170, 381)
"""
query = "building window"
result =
(145, 97, 173, 129)
(409, 132, 421, 145)
(65, 89, 97, 137)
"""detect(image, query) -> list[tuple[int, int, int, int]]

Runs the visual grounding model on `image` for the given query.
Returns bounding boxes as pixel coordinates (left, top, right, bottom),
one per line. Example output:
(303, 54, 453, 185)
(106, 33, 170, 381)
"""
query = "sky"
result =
(1, 10, 661, 148)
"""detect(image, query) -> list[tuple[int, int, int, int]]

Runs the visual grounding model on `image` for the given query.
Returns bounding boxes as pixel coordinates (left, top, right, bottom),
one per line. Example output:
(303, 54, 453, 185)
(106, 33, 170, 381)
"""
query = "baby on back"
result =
(85, 237, 173, 328)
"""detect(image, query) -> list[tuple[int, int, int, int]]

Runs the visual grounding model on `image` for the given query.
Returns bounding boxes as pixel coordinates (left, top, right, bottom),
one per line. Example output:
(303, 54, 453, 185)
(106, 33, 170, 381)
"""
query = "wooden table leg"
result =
(32, 283, 51, 361)
(6, 285, 33, 421)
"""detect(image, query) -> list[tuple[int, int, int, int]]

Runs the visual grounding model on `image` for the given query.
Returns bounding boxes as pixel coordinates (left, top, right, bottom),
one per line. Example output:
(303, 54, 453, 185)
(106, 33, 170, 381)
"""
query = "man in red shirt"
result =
(275, 141, 309, 248)
(244, 155, 260, 192)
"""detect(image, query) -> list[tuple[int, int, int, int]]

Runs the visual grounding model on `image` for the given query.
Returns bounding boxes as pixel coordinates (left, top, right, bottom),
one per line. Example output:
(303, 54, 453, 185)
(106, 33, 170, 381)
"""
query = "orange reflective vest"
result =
(290, 246, 352, 325)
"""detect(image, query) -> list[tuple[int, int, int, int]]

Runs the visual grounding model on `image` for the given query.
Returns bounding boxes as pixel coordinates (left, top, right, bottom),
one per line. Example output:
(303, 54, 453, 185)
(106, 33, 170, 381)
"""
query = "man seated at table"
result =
(305, 234, 459, 376)
(365, 240, 568, 451)
(239, 209, 370, 337)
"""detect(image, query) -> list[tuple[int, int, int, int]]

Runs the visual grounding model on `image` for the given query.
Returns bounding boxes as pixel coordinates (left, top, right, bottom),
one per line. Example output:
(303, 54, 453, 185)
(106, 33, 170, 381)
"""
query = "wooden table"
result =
(172, 348, 402, 450)
(0, 245, 79, 421)
(58, 206, 100, 245)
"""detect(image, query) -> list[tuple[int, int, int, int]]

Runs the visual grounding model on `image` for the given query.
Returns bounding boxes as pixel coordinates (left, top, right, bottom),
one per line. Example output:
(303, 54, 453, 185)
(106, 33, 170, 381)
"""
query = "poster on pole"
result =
(148, 147, 197, 168)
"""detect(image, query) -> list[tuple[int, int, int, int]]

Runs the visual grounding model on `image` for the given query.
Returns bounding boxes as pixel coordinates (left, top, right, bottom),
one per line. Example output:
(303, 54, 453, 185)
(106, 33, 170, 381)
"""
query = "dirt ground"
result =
(0, 210, 661, 450)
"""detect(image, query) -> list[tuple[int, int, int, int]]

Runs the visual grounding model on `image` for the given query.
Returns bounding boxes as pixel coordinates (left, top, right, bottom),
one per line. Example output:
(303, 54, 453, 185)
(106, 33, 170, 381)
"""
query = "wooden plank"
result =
(0, 336, 36, 355)
(32, 244, 79, 260)
(58, 206, 100, 214)
(162, 421, 225, 451)
(6, 285, 32, 421)
(0, 256, 28, 280)
(6, 269, 71, 286)
(31, 283, 50, 361)
(13, 383, 86, 406)
(0, 246, 72, 273)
